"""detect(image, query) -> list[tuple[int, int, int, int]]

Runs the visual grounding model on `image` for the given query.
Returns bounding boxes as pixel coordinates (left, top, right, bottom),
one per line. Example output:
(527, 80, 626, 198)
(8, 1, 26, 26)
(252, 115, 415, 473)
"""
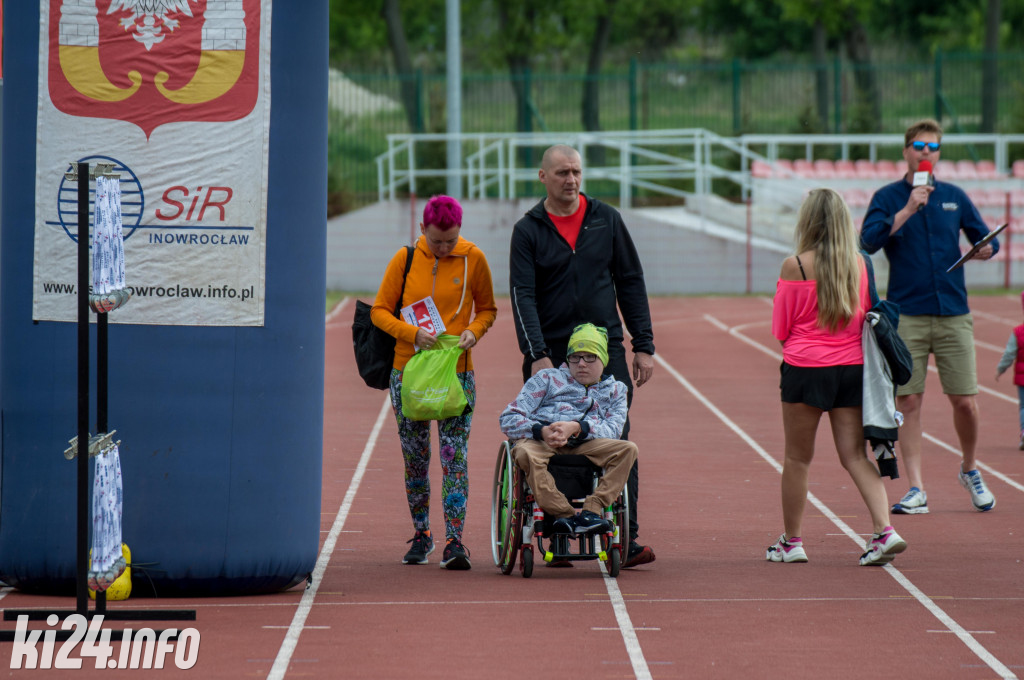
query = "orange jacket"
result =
(371, 235, 497, 371)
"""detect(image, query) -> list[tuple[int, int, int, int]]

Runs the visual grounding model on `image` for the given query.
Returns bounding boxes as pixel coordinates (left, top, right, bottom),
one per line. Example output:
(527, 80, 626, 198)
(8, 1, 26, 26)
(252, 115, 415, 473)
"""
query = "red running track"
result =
(2, 295, 1023, 679)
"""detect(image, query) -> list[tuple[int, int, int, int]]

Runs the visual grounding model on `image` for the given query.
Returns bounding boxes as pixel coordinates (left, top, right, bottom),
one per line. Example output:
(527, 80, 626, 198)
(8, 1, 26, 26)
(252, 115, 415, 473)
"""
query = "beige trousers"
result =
(512, 438, 638, 517)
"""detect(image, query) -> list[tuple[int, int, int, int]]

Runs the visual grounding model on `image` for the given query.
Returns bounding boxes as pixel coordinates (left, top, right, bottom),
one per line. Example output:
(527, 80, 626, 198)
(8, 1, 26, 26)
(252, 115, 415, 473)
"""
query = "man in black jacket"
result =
(509, 144, 656, 568)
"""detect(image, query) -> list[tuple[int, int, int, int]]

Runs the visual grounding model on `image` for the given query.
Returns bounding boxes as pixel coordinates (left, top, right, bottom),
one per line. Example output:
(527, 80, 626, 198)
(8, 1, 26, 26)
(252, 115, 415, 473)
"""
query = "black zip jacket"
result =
(509, 194, 655, 361)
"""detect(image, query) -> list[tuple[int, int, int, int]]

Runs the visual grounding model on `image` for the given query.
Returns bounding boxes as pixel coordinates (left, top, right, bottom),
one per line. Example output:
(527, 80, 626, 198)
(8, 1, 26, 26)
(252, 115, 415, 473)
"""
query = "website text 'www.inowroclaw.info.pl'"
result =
(41, 282, 255, 302)
(9, 615, 200, 670)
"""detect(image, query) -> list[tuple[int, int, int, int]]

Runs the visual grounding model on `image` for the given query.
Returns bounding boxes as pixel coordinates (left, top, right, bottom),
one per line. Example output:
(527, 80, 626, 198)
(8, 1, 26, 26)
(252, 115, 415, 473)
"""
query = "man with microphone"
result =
(861, 119, 998, 515)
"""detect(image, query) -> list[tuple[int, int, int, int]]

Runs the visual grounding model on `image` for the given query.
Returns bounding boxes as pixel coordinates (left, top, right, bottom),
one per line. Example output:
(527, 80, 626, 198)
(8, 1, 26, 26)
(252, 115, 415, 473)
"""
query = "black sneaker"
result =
(440, 540, 472, 570)
(623, 542, 655, 569)
(551, 516, 577, 535)
(574, 510, 612, 534)
(402, 530, 434, 564)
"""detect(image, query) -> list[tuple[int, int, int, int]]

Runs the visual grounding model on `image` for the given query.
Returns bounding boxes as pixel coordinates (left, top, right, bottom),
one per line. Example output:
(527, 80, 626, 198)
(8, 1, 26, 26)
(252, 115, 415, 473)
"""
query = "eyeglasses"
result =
(567, 354, 599, 364)
(906, 141, 941, 152)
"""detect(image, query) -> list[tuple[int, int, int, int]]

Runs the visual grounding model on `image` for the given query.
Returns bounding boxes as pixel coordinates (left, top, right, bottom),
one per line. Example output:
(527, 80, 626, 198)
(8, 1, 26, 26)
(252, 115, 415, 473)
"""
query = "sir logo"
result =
(48, 0, 262, 138)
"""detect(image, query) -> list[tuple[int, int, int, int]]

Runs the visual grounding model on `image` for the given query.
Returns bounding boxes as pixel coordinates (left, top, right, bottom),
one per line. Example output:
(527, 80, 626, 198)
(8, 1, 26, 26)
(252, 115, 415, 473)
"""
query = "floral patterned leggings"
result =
(389, 369, 476, 544)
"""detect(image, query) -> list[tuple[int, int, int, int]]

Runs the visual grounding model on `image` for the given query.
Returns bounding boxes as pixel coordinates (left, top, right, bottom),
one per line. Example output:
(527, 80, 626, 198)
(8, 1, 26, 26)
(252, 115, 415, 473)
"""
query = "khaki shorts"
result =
(896, 314, 977, 396)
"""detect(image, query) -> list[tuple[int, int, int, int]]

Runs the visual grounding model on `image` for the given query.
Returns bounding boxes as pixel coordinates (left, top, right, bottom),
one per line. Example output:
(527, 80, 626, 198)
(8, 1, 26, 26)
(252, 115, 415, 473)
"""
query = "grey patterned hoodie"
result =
(499, 365, 628, 443)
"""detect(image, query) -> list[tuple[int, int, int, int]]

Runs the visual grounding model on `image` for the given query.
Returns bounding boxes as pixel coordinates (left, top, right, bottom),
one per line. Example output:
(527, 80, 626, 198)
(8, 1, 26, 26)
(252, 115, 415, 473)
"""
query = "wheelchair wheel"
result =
(608, 544, 621, 577)
(615, 484, 630, 553)
(490, 441, 523, 575)
(602, 484, 629, 575)
(520, 545, 534, 578)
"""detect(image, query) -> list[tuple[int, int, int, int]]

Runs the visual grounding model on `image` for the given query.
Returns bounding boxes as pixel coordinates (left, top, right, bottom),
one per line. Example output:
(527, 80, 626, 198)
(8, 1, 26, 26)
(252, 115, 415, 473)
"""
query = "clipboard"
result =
(946, 222, 1008, 273)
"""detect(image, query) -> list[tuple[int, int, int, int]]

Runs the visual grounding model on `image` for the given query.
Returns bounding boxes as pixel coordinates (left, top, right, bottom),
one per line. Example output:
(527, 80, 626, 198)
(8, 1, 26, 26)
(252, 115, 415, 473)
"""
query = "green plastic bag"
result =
(401, 335, 470, 421)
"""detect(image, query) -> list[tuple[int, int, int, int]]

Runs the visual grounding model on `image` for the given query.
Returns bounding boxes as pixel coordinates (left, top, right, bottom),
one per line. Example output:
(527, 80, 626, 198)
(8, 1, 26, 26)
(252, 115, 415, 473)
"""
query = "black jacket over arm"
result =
(509, 194, 655, 361)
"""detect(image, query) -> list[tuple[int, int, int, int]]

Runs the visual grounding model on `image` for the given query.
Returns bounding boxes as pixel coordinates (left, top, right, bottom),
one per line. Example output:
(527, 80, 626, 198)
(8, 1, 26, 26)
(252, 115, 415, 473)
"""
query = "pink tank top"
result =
(771, 259, 871, 367)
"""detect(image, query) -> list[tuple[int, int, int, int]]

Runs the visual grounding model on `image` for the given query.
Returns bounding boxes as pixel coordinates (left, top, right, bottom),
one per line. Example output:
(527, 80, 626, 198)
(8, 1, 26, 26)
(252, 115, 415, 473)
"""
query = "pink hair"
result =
(422, 195, 463, 231)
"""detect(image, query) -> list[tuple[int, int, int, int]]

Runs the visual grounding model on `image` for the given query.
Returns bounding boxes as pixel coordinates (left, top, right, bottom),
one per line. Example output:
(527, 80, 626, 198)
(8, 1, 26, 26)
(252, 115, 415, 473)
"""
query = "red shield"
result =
(48, 0, 262, 138)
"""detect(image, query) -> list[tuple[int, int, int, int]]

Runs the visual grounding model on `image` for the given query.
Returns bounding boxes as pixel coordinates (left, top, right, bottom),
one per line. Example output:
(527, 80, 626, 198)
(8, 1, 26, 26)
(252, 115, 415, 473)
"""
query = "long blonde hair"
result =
(794, 188, 862, 332)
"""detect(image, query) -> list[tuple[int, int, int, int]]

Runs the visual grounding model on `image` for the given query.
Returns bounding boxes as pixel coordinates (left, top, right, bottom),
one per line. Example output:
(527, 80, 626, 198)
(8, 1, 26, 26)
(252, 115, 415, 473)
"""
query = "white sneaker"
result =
(958, 469, 995, 511)
(859, 527, 907, 566)
(766, 534, 808, 563)
(891, 487, 929, 514)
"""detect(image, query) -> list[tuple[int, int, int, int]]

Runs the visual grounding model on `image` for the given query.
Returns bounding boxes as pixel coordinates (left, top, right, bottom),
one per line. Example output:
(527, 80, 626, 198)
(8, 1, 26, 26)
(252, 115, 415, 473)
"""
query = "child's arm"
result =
(995, 332, 1017, 380)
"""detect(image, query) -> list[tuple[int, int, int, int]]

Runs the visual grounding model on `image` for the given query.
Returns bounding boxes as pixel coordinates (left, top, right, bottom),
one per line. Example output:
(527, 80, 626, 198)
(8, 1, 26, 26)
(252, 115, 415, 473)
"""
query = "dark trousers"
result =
(521, 338, 641, 543)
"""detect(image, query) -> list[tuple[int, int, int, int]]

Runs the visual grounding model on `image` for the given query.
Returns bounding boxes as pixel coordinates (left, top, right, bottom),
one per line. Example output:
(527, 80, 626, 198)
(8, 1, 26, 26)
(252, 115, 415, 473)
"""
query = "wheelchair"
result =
(490, 440, 629, 578)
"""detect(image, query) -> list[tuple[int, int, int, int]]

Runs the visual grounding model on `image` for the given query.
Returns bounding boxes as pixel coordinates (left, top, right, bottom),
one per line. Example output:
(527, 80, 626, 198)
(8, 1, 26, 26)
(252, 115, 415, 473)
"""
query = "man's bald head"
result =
(541, 144, 580, 171)
(538, 145, 583, 215)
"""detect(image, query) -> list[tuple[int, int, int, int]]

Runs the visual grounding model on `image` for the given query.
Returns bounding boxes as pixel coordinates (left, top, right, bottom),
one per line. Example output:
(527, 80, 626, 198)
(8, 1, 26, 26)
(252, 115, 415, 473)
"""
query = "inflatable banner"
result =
(33, 0, 271, 326)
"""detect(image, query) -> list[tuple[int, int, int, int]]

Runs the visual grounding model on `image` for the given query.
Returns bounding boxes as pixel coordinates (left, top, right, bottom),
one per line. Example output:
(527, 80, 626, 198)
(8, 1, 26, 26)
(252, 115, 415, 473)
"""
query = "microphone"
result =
(912, 159, 933, 211)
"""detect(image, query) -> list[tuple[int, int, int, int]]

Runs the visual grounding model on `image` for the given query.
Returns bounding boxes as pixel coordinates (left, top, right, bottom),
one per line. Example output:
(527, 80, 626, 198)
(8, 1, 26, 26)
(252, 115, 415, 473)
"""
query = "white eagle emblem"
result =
(107, 0, 195, 51)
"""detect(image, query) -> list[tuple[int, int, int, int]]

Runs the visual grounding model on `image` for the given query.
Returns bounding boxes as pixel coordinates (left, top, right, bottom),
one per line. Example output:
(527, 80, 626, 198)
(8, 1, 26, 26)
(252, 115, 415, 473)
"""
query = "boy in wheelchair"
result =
(499, 323, 638, 536)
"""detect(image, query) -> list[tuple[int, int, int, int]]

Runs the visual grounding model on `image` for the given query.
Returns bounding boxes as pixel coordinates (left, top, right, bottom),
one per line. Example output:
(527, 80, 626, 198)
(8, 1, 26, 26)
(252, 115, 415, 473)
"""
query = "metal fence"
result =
(329, 51, 1024, 209)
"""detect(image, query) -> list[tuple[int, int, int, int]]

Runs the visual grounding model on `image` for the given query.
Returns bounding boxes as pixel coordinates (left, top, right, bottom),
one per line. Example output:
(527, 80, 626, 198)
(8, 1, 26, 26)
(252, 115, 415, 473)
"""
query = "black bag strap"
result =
(861, 250, 881, 309)
(392, 245, 414, 318)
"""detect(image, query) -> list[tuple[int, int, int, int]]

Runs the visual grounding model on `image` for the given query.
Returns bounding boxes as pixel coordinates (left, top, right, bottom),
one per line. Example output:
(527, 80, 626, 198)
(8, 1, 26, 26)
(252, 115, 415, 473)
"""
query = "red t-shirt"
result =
(548, 195, 587, 250)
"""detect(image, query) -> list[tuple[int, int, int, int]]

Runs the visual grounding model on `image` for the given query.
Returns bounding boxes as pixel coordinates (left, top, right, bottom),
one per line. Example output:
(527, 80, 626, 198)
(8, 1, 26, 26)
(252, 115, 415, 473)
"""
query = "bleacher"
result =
(751, 158, 1024, 259)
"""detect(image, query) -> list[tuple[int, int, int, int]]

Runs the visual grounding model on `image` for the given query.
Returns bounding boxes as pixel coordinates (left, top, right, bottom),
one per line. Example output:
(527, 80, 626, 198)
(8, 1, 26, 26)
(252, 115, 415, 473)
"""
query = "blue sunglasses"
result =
(906, 141, 940, 152)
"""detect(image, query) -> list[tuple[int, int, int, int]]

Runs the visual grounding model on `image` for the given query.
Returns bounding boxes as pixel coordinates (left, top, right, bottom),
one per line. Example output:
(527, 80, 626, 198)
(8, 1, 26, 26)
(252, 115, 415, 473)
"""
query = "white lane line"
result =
(922, 433, 1024, 493)
(973, 309, 1018, 326)
(657, 330, 1019, 680)
(598, 559, 652, 680)
(268, 396, 391, 680)
(975, 339, 1006, 353)
(325, 296, 351, 325)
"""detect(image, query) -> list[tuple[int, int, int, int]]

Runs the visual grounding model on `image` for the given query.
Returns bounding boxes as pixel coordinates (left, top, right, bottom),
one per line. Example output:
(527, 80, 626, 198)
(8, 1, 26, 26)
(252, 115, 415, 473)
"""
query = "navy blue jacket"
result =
(861, 178, 998, 316)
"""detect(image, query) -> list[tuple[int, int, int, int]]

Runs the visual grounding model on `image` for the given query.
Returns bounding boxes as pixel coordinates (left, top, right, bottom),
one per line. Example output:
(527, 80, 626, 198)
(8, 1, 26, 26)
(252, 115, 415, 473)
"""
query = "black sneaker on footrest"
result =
(574, 510, 612, 534)
(551, 516, 577, 535)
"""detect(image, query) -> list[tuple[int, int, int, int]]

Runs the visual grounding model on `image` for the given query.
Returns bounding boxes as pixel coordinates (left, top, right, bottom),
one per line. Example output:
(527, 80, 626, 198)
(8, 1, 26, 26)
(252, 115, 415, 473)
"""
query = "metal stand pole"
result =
(0, 161, 195, 642)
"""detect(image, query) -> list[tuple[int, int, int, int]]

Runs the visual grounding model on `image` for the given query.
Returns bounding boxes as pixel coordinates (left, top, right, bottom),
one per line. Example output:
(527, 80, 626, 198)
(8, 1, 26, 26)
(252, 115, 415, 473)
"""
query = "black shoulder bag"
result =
(353, 246, 414, 389)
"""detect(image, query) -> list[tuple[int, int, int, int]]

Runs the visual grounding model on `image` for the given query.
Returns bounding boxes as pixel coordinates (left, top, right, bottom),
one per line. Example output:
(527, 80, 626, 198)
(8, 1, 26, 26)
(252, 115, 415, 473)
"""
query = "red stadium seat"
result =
(751, 160, 772, 178)
(875, 160, 897, 177)
(1012, 189, 1024, 208)
(935, 160, 958, 179)
(813, 159, 836, 178)
(774, 159, 794, 176)
(834, 159, 857, 179)
(793, 159, 815, 177)
(1013, 160, 1024, 178)
(975, 160, 999, 179)
(955, 160, 979, 180)
(966, 188, 988, 207)
(854, 160, 878, 179)
(979, 189, 1008, 208)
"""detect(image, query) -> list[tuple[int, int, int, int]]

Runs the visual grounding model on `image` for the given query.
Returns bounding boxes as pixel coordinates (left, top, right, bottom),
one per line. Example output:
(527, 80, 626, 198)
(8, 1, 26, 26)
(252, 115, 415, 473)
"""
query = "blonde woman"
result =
(767, 188, 907, 566)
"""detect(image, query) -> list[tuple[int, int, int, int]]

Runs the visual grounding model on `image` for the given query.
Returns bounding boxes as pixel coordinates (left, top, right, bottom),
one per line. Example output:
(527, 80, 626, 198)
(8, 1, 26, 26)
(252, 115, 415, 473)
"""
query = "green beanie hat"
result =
(567, 323, 609, 366)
